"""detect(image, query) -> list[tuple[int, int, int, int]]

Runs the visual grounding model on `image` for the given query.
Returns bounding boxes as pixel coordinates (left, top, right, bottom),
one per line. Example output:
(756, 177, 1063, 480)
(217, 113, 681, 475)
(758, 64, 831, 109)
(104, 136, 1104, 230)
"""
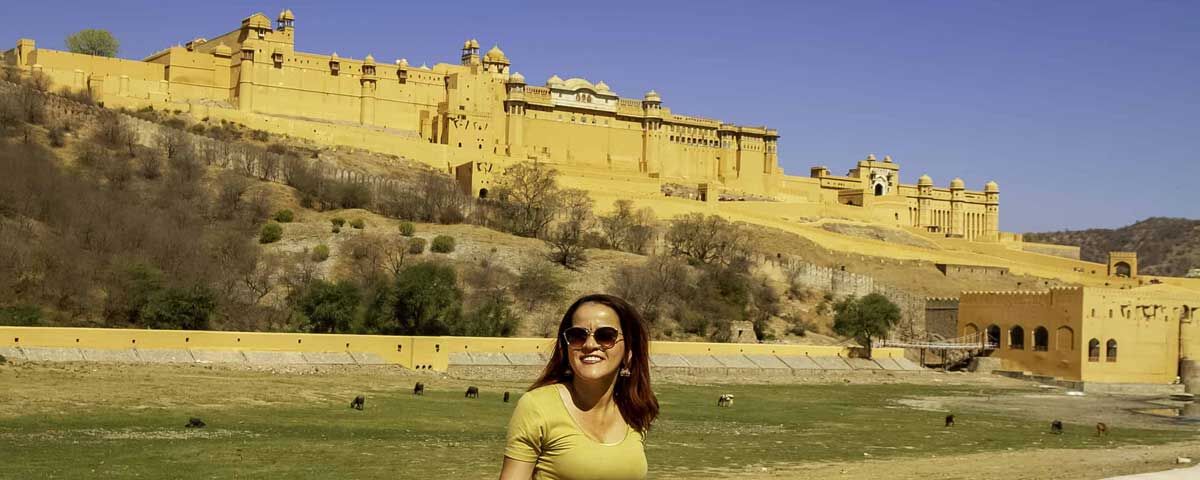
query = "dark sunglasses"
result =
(562, 326, 624, 350)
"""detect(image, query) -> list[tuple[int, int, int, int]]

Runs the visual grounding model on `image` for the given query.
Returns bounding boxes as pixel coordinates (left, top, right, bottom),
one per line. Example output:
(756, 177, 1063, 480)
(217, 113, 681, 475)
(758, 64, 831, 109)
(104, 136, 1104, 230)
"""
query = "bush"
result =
(457, 297, 519, 337)
(398, 222, 416, 237)
(384, 262, 462, 335)
(331, 226, 341, 234)
(350, 218, 365, 230)
(251, 129, 270, 142)
(139, 286, 216, 330)
(48, 126, 66, 148)
(0, 305, 42, 326)
(259, 222, 283, 244)
(292, 279, 360, 334)
(514, 261, 567, 311)
(331, 217, 346, 228)
(273, 209, 294, 223)
(407, 237, 427, 254)
(431, 235, 455, 253)
(311, 244, 330, 262)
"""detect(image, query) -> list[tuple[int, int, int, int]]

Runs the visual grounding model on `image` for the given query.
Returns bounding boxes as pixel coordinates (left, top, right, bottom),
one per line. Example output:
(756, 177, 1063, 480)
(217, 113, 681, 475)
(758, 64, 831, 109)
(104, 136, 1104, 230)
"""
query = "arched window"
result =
(1033, 327, 1049, 351)
(1009, 326, 1025, 350)
(1088, 339, 1100, 362)
(1114, 262, 1131, 277)
(1106, 339, 1118, 362)
(874, 183, 884, 196)
(478, 188, 488, 199)
(986, 325, 1000, 348)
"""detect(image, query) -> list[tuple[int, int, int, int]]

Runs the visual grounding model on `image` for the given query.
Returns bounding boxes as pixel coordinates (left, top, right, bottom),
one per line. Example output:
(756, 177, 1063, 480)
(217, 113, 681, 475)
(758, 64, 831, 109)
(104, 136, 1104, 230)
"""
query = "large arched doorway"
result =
(874, 183, 884, 196)
(1009, 326, 1025, 350)
(986, 325, 1001, 348)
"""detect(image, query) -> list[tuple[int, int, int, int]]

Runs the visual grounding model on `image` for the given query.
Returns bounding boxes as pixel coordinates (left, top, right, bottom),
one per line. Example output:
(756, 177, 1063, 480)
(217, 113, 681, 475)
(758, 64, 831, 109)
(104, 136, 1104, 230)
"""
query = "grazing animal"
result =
(413, 382, 425, 396)
(350, 395, 365, 410)
(503, 391, 511, 403)
(945, 414, 955, 427)
(1096, 422, 1108, 436)
(717, 394, 735, 407)
(465, 386, 479, 399)
(185, 417, 206, 428)
(1051, 420, 1063, 434)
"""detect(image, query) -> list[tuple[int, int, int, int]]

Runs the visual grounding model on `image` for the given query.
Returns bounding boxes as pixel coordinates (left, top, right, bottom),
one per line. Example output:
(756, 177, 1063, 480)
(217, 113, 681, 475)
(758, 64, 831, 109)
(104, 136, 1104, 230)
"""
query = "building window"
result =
(1033, 327, 1048, 351)
(1106, 339, 1118, 362)
(986, 325, 1000, 348)
(1009, 326, 1024, 350)
(1088, 339, 1100, 362)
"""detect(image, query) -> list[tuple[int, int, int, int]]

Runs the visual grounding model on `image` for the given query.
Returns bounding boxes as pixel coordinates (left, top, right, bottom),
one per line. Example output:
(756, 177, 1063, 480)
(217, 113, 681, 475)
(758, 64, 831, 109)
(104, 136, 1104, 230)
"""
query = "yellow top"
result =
(505, 384, 647, 480)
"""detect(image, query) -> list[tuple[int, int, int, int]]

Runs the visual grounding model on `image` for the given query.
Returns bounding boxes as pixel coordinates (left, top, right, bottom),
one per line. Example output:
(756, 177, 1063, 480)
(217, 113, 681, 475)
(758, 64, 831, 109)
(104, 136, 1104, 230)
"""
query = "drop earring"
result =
(619, 367, 631, 377)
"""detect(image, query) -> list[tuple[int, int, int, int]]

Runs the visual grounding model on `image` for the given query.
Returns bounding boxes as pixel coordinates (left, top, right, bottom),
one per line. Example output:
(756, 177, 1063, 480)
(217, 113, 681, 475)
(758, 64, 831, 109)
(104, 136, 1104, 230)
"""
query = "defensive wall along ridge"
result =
(0, 327, 921, 374)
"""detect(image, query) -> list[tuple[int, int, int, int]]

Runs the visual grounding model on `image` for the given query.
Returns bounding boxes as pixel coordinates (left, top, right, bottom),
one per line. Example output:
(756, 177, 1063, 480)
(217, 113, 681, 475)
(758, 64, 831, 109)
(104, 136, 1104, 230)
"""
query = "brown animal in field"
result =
(185, 417, 206, 428)
(1051, 420, 1063, 434)
(350, 395, 365, 410)
(717, 394, 734, 407)
(945, 414, 955, 427)
(465, 386, 479, 398)
(1096, 422, 1108, 436)
(413, 382, 425, 396)
(503, 391, 510, 403)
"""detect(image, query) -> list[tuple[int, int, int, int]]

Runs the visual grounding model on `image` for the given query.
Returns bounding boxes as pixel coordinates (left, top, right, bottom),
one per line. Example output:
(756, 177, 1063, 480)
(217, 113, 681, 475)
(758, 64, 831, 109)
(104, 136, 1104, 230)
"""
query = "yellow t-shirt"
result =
(505, 384, 647, 480)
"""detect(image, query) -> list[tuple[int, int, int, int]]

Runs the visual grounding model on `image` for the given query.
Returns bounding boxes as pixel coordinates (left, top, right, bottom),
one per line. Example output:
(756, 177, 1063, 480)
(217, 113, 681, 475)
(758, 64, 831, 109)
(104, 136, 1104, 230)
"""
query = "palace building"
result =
(3, 9, 999, 241)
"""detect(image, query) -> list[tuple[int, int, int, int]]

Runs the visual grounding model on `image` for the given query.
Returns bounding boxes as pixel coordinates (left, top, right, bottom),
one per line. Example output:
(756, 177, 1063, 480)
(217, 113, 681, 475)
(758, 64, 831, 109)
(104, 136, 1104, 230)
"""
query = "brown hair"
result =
(530, 293, 659, 433)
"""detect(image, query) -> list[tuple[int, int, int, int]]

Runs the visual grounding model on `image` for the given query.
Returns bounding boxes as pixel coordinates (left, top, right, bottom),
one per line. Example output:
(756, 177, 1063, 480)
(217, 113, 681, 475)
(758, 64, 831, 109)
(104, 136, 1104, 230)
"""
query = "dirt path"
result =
(696, 441, 1200, 480)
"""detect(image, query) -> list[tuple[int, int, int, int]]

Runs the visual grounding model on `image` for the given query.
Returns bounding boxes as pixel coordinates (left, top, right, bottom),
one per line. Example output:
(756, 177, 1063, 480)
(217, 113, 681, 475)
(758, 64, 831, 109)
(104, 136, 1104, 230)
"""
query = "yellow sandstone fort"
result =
(2, 10, 1000, 241)
(5, 10, 1200, 389)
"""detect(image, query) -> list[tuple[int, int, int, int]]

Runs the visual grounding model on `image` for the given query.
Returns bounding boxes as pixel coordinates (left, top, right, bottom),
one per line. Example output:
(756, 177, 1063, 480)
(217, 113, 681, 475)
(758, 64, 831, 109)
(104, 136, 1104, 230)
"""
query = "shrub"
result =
(251, 129, 270, 142)
(48, 126, 66, 147)
(514, 261, 567, 311)
(385, 261, 462, 335)
(259, 222, 283, 244)
(139, 286, 216, 330)
(331, 217, 346, 228)
(273, 209, 295, 223)
(311, 244, 330, 262)
(350, 218, 365, 230)
(292, 279, 360, 334)
(431, 235, 455, 253)
(0, 305, 42, 326)
(398, 222, 416, 237)
(407, 237, 427, 254)
(331, 226, 341, 234)
(457, 296, 519, 337)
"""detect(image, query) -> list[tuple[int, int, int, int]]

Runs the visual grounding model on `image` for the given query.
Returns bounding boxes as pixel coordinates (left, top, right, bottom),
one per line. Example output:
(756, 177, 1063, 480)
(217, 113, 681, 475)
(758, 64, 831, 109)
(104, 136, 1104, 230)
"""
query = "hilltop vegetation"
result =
(1025, 217, 1200, 277)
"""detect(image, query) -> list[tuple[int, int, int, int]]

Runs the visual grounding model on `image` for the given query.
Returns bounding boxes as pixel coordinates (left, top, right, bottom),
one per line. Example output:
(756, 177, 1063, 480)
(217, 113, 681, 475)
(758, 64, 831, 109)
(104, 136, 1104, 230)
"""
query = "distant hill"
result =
(1024, 217, 1200, 277)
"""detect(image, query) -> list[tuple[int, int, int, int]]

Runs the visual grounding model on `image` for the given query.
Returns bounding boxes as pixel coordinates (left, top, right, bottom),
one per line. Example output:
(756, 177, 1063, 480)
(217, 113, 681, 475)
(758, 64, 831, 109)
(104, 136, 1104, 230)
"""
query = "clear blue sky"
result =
(4, 0, 1197, 232)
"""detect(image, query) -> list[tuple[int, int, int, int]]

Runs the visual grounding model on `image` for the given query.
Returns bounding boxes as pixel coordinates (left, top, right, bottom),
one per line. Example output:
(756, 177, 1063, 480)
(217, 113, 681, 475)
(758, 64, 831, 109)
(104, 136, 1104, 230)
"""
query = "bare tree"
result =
(664, 213, 749, 267)
(545, 188, 594, 269)
(492, 162, 561, 238)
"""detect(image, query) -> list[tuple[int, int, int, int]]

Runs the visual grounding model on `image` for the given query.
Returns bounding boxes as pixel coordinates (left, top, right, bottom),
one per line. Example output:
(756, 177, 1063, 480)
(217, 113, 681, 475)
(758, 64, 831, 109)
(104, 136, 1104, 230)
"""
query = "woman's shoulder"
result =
(522, 383, 563, 405)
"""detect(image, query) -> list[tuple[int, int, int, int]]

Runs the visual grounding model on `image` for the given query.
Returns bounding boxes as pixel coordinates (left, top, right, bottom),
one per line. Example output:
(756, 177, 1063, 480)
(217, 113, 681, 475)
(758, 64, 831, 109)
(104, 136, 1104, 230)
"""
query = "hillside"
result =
(1025, 218, 1200, 277)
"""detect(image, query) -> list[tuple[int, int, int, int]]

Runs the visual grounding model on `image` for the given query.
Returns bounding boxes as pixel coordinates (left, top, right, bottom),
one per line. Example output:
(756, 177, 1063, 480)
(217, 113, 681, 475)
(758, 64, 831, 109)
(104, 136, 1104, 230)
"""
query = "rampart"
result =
(0, 327, 920, 374)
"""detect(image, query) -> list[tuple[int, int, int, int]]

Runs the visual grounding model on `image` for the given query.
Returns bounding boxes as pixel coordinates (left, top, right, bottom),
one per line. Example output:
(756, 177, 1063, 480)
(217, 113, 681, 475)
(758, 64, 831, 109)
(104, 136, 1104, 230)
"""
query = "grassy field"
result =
(0, 364, 1193, 478)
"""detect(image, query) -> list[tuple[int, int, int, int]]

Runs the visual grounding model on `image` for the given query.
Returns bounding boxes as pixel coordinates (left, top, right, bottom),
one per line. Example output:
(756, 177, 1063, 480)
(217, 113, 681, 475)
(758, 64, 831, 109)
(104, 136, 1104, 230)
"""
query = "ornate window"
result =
(1106, 339, 1118, 362)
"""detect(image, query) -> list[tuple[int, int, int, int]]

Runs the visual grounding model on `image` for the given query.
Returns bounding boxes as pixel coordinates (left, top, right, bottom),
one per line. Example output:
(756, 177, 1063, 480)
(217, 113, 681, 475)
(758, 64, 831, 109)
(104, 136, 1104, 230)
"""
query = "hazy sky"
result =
(4, 0, 1197, 232)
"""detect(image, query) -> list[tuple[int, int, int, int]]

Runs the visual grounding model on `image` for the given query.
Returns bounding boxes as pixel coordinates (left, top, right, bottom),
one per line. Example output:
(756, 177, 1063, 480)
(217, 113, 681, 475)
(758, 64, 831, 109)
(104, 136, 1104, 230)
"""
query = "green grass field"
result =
(0, 364, 1192, 478)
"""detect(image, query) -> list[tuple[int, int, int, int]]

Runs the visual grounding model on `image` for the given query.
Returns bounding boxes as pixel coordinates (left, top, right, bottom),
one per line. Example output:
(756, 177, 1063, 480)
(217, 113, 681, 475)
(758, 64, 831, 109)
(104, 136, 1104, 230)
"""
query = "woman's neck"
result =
(566, 375, 617, 412)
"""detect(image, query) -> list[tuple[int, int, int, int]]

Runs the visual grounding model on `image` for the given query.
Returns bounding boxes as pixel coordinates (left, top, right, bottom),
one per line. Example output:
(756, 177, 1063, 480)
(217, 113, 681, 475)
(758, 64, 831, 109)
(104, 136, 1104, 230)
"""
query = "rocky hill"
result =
(1025, 217, 1200, 277)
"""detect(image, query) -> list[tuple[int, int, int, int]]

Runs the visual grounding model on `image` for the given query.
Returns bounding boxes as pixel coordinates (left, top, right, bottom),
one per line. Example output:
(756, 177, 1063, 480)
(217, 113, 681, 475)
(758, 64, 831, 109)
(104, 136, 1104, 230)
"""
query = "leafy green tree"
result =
(66, 29, 119, 57)
(139, 286, 216, 330)
(388, 262, 462, 335)
(456, 296, 519, 337)
(832, 293, 901, 358)
(293, 280, 360, 333)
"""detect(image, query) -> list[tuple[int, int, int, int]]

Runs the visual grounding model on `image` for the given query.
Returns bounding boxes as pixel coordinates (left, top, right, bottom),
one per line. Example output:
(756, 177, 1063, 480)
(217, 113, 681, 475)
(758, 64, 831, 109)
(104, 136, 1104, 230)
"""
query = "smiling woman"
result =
(499, 294, 658, 480)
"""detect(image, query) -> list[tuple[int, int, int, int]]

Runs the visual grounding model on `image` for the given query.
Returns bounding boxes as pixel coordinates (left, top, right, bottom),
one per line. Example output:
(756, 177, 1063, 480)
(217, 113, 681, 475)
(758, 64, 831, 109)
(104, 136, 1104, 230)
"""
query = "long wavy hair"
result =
(530, 293, 659, 433)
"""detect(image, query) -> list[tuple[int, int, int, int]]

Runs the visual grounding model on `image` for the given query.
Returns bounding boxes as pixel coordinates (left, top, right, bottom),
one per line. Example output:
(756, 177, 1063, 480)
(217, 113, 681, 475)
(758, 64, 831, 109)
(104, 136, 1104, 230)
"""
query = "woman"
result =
(499, 294, 659, 480)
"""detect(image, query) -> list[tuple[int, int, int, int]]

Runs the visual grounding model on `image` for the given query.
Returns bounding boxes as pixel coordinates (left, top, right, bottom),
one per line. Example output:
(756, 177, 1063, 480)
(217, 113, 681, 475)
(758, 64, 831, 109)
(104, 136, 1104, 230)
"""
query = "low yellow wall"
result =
(0, 327, 903, 371)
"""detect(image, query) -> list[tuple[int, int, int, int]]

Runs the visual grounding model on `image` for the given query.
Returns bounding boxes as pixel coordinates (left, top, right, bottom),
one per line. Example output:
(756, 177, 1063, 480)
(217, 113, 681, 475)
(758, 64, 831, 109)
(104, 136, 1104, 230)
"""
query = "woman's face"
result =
(565, 302, 628, 381)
